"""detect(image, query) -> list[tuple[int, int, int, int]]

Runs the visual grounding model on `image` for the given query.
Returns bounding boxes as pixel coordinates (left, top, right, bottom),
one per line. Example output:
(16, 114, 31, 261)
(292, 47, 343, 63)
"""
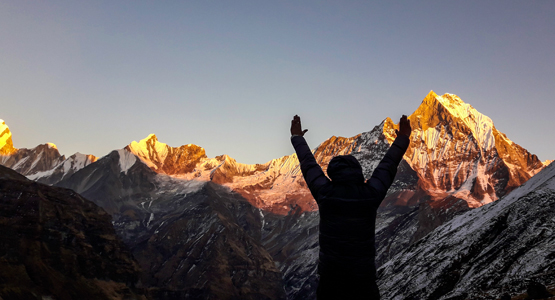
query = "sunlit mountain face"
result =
(81, 90, 544, 214)
(0, 119, 16, 155)
(0, 92, 546, 213)
(1, 92, 552, 299)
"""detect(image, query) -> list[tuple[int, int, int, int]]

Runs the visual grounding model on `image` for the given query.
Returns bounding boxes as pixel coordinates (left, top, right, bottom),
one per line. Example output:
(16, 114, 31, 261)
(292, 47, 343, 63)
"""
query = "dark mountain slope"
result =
(0, 165, 145, 300)
(57, 152, 286, 299)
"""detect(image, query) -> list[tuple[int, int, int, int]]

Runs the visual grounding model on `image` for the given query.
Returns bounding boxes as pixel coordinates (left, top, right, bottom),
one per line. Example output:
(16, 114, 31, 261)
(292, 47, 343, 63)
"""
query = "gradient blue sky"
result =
(1, 1, 554, 164)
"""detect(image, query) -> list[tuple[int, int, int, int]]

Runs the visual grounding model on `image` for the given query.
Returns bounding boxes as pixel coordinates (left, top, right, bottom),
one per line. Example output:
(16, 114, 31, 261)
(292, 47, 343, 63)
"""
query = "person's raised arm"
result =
(367, 115, 411, 201)
(290, 115, 329, 199)
(291, 115, 308, 137)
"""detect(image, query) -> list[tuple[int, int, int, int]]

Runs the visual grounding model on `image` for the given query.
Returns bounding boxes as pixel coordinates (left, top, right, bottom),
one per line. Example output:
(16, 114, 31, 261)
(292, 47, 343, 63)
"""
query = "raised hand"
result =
(395, 115, 411, 137)
(291, 115, 308, 136)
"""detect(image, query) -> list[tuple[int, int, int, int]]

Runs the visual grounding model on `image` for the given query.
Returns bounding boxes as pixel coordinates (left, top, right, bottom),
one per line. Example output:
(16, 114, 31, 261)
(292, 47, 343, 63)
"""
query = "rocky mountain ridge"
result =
(1, 91, 553, 299)
(114, 91, 548, 212)
(0, 120, 98, 184)
(1, 92, 548, 214)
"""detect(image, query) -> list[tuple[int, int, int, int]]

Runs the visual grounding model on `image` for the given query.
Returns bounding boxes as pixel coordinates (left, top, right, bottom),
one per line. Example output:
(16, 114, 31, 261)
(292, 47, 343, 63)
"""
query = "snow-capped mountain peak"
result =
(127, 134, 169, 170)
(125, 134, 208, 175)
(381, 91, 546, 207)
(0, 119, 16, 155)
(410, 90, 495, 151)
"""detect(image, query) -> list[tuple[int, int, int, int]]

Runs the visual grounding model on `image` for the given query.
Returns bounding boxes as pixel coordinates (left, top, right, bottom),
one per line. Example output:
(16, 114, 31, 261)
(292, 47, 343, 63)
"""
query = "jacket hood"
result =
(326, 155, 365, 183)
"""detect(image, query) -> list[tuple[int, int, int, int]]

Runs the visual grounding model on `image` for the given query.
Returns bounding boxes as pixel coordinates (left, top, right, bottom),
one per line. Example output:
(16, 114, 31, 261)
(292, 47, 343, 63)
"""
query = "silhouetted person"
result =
(290, 115, 411, 299)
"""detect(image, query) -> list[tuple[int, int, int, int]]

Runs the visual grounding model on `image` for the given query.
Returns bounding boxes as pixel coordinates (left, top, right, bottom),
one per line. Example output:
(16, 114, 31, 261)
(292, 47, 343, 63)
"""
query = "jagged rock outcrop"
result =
(0, 165, 146, 300)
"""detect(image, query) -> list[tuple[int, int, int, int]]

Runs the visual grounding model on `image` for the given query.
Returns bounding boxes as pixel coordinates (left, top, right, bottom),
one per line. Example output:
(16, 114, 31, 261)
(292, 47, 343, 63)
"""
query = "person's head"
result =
(326, 155, 364, 183)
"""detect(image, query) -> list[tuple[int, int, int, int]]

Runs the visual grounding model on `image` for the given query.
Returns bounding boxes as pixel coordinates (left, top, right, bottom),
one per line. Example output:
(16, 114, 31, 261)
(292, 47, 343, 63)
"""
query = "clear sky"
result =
(1, 1, 554, 164)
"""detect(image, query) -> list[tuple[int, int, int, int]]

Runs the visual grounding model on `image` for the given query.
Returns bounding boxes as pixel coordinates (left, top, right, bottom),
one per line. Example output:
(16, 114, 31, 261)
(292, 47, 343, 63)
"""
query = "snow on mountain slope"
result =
(27, 152, 98, 185)
(1, 143, 66, 177)
(366, 91, 547, 271)
(117, 149, 136, 174)
(377, 161, 555, 300)
(435, 93, 495, 151)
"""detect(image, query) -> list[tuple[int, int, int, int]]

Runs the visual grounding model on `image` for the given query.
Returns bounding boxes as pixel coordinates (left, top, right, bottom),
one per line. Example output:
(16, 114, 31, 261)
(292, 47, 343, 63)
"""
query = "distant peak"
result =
(129, 134, 167, 152)
(143, 134, 158, 141)
(411, 91, 496, 151)
(127, 134, 169, 170)
(1, 119, 11, 135)
(70, 152, 98, 162)
(419, 91, 474, 116)
(47, 143, 57, 149)
(0, 119, 16, 155)
(425, 90, 438, 98)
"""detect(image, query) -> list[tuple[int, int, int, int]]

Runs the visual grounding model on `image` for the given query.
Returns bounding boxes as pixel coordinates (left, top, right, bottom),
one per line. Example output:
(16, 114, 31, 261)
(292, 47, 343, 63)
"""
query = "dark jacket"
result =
(291, 134, 410, 277)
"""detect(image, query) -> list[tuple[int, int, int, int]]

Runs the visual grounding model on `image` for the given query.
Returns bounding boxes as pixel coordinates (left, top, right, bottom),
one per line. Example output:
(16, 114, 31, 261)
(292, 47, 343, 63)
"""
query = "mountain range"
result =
(1, 91, 553, 299)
